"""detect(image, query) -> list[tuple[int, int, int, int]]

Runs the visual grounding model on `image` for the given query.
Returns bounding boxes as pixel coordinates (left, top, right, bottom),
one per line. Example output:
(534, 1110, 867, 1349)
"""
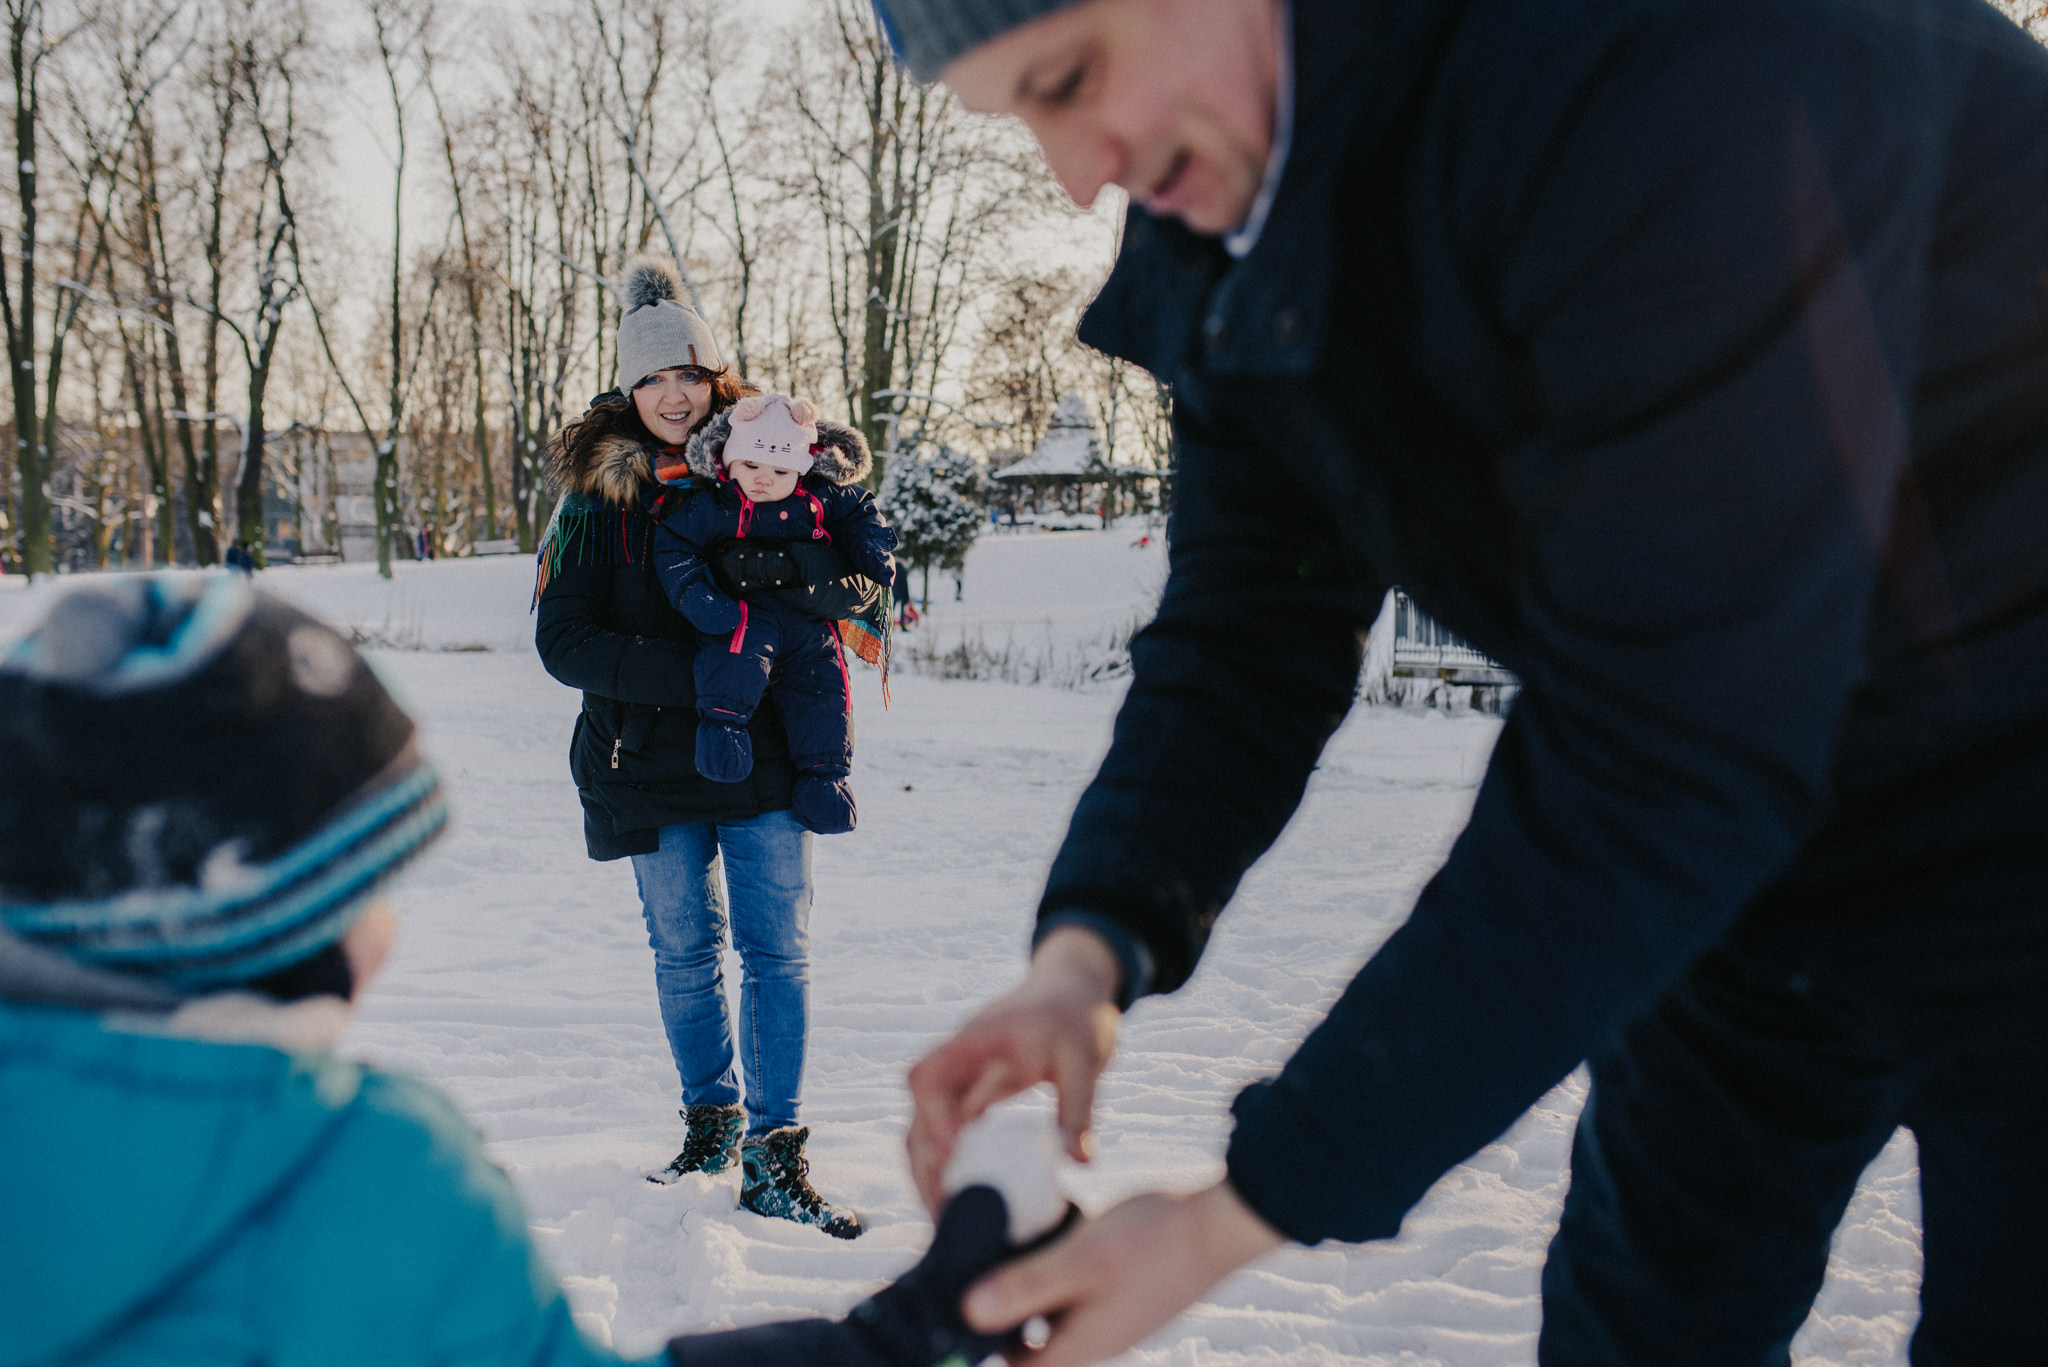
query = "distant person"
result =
(223, 539, 255, 575)
(0, 576, 1061, 1367)
(880, 0, 2048, 1363)
(534, 258, 866, 1236)
(893, 560, 921, 629)
(652, 393, 897, 836)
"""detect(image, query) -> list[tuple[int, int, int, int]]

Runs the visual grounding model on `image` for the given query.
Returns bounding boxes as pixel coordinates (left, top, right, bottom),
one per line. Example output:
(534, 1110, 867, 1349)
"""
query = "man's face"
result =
(940, 0, 1281, 237)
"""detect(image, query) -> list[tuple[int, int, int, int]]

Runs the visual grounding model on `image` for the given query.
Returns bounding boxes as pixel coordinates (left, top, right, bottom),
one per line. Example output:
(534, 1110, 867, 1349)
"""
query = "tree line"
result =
(2, 0, 1173, 578)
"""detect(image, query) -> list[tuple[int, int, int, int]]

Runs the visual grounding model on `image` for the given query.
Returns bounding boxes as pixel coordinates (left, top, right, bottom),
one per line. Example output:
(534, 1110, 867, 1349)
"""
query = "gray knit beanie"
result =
(615, 256, 725, 393)
(869, 0, 1087, 82)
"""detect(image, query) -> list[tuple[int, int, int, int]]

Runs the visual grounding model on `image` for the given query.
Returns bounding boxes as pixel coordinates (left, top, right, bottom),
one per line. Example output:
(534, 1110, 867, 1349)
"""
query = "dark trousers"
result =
(695, 599, 854, 771)
(1540, 887, 2048, 1366)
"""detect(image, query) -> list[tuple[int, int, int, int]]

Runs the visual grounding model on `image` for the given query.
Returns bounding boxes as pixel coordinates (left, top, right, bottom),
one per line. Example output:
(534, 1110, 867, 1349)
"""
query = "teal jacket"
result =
(0, 999, 660, 1367)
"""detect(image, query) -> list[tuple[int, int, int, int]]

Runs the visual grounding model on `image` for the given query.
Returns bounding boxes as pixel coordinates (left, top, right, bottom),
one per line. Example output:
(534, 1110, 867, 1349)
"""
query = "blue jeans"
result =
(630, 811, 813, 1135)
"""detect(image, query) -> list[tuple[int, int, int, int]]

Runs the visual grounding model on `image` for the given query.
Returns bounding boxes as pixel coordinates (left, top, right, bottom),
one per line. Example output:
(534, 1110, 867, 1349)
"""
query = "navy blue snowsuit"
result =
(653, 414, 895, 833)
(1034, 0, 2048, 1357)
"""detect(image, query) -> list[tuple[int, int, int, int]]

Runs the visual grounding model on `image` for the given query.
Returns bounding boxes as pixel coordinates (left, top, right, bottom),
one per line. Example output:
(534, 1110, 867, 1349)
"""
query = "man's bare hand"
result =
(906, 925, 1123, 1212)
(962, 1181, 1286, 1367)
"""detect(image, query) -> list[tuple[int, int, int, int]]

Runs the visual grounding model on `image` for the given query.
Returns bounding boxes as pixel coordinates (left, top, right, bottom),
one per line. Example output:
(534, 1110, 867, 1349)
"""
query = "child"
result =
(0, 576, 1062, 1367)
(653, 394, 896, 835)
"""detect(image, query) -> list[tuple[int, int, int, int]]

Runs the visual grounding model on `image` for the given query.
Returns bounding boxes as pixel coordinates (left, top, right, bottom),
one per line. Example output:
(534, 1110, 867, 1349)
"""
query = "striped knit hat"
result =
(0, 576, 446, 997)
(869, 0, 1085, 81)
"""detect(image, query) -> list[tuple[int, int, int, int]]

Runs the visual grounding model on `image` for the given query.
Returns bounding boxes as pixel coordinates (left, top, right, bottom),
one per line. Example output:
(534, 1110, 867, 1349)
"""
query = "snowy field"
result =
(0, 533, 1920, 1365)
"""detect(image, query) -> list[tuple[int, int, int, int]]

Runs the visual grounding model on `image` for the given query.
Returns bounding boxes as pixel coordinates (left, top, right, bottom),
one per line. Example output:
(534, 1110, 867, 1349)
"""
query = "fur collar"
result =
(683, 412, 872, 487)
(545, 429, 655, 506)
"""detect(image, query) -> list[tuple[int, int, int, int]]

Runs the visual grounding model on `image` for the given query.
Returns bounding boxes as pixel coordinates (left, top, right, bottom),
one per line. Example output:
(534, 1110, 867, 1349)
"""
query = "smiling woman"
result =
(531, 255, 868, 1238)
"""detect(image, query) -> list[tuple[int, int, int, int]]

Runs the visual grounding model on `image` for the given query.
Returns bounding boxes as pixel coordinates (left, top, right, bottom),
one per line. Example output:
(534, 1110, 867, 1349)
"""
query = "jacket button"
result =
(1273, 308, 1303, 343)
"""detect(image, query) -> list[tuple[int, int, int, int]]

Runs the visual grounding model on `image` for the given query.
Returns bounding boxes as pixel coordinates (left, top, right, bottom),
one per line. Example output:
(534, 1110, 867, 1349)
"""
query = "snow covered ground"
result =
(0, 533, 1920, 1365)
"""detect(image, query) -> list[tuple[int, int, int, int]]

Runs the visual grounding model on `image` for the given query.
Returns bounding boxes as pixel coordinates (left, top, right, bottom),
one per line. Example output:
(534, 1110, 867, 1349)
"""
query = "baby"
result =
(653, 394, 897, 834)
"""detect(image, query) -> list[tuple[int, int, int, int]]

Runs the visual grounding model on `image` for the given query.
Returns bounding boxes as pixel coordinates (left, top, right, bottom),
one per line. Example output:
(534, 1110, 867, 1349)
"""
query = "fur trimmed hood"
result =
(544, 427, 654, 507)
(684, 410, 872, 487)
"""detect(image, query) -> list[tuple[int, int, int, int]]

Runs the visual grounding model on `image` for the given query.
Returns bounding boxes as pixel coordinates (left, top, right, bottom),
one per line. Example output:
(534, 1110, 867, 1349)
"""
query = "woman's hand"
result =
(963, 1181, 1286, 1367)
(906, 925, 1123, 1212)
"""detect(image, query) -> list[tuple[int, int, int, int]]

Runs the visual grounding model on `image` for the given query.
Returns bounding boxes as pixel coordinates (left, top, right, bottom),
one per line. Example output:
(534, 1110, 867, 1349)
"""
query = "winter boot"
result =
(696, 718, 754, 783)
(791, 766, 857, 835)
(648, 1103, 746, 1183)
(739, 1126, 863, 1238)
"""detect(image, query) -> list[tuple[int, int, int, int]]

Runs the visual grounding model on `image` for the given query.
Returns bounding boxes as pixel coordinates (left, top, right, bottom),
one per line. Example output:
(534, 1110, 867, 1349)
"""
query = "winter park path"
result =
(0, 543, 1921, 1364)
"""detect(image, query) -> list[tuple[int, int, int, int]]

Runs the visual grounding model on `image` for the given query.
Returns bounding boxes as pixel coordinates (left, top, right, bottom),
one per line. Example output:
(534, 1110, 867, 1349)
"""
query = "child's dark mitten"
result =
(847, 1184, 1079, 1367)
(661, 1187, 1072, 1367)
(696, 718, 754, 783)
(680, 581, 744, 633)
(792, 765, 857, 835)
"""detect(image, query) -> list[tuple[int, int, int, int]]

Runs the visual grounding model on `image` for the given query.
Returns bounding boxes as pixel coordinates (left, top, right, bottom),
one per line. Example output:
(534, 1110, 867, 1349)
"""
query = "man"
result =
(886, 0, 2048, 1363)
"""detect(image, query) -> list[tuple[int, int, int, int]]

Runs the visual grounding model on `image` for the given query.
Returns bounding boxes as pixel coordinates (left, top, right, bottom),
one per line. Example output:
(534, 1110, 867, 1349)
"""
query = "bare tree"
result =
(3, 0, 60, 574)
(425, 44, 496, 541)
(223, 0, 308, 565)
(782, 0, 1046, 483)
(586, 0, 706, 309)
(173, 17, 245, 566)
(305, 0, 441, 577)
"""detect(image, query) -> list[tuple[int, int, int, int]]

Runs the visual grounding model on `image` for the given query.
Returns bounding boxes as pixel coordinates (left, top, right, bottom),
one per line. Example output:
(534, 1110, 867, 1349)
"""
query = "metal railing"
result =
(1389, 591, 1518, 687)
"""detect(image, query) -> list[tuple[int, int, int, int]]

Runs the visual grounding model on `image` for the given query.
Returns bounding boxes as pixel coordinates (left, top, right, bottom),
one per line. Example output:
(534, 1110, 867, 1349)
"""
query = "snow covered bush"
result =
(879, 440, 985, 606)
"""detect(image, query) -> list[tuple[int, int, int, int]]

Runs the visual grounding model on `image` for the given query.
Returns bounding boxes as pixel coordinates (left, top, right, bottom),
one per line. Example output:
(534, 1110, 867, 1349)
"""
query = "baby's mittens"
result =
(792, 763, 856, 835)
(679, 580, 744, 633)
(696, 717, 754, 783)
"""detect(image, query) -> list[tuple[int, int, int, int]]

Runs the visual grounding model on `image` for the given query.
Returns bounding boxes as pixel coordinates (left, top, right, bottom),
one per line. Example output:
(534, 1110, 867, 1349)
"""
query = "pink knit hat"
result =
(724, 395, 819, 474)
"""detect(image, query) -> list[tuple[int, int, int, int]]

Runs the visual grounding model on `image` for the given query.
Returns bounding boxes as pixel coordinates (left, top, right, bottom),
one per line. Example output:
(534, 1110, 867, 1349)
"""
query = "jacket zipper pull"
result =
(611, 738, 622, 770)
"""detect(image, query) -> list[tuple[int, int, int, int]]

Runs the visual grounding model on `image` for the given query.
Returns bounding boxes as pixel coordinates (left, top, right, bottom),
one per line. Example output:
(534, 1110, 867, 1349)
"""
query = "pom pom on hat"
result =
(623, 257, 682, 312)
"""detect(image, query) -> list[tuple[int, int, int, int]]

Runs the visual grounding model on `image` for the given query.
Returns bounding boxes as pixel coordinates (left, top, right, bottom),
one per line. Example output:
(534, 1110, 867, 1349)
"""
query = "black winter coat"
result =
(534, 427, 874, 859)
(1042, 0, 2048, 1245)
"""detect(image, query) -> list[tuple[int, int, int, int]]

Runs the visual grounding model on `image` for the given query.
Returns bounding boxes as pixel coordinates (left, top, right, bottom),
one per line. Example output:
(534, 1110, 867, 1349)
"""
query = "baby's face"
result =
(731, 460, 801, 502)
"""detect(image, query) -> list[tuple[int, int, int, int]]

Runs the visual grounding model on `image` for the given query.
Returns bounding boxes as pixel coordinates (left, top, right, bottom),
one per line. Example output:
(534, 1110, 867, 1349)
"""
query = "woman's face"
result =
(632, 367, 716, 446)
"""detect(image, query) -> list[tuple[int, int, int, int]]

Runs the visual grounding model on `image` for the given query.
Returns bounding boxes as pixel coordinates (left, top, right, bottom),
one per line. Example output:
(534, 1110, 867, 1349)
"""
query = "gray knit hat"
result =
(869, 0, 1086, 81)
(615, 256, 725, 393)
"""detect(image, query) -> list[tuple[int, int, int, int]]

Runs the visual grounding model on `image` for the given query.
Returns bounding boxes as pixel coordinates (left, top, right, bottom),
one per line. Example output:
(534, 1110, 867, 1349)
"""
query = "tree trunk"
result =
(6, 3, 50, 576)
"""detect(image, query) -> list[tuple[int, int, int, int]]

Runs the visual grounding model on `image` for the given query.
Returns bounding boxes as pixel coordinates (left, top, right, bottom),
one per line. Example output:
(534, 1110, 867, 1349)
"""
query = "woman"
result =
(534, 257, 867, 1238)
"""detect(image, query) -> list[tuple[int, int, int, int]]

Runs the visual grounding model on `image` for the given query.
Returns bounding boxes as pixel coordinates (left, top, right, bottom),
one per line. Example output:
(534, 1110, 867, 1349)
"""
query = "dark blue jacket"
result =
(534, 429, 801, 861)
(1042, 0, 2048, 1245)
(655, 479, 896, 636)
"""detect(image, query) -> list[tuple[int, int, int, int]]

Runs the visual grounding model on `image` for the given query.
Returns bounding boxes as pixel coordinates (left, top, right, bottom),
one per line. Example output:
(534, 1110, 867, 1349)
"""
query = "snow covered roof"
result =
(996, 390, 1109, 479)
